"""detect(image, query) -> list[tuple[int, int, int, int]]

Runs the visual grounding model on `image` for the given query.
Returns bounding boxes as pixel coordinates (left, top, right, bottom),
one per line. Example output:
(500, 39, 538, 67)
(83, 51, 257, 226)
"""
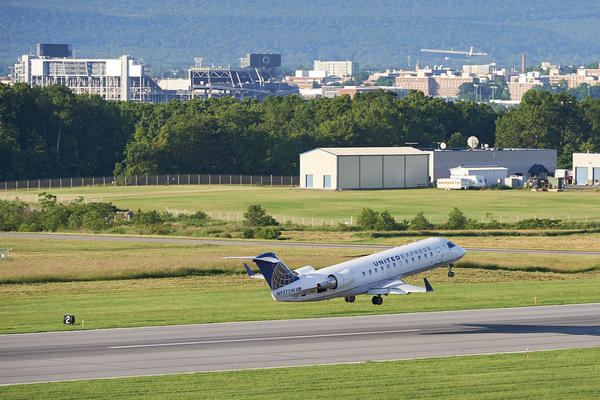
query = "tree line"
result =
(2, 83, 600, 181)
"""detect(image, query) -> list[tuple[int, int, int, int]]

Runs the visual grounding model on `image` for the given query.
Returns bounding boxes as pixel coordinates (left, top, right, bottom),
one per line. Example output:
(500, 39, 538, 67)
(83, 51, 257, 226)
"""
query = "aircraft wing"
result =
(366, 278, 434, 295)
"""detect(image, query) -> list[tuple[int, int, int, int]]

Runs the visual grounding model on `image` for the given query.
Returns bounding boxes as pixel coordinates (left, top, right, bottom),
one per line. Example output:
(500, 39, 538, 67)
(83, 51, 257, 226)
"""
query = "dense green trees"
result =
(3, 82, 600, 180)
(495, 91, 600, 167)
(0, 83, 133, 180)
(113, 89, 500, 176)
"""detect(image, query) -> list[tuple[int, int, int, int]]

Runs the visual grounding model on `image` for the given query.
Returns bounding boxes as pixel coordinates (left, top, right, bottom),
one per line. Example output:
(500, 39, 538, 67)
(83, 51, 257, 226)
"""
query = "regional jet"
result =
(226, 237, 466, 305)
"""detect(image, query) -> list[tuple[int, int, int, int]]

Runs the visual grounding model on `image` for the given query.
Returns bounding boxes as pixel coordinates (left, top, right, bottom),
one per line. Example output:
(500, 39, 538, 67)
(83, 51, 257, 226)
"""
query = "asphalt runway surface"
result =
(2, 232, 600, 256)
(1, 303, 599, 385)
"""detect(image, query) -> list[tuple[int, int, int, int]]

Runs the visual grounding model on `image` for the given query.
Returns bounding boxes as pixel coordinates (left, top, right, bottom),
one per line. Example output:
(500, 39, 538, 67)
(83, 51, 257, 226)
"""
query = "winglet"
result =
(424, 278, 434, 292)
(244, 263, 255, 277)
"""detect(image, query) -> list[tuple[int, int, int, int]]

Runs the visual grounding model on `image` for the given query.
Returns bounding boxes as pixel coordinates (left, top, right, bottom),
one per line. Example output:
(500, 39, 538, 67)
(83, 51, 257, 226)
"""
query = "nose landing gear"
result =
(448, 264, 455, 278)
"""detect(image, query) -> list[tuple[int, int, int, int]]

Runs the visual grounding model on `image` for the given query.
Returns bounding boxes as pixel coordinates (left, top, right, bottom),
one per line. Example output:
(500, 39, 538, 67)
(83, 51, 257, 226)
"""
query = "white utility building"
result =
(449, 166, 508, 187)
(299, 147, 429, 190)
(573, 153, 600, 185)
(428, 148, 557, 183)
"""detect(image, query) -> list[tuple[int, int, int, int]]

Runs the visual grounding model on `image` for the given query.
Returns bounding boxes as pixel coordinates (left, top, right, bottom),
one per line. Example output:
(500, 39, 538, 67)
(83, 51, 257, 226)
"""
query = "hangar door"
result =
(360, 156, 383, 189)
(383, 155, 405, 188)
(338, 156, 360, 189)
(575, 167, 588, 185)
(405, 155, 429, 187)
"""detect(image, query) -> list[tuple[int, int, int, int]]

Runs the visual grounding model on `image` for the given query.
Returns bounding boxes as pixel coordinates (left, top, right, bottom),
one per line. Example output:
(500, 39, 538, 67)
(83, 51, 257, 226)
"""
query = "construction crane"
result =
(420, 46, 488, 58)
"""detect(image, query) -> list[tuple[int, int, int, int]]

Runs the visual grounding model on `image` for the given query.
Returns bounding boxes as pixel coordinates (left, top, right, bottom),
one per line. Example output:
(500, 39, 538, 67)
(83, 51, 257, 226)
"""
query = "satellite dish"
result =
(467, 136, 479, 149)
(440, 142, 447, 150)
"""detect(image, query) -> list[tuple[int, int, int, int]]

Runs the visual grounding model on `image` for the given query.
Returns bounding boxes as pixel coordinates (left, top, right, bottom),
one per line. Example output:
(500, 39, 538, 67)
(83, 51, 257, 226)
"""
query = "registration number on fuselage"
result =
(275, 287, 301, 296)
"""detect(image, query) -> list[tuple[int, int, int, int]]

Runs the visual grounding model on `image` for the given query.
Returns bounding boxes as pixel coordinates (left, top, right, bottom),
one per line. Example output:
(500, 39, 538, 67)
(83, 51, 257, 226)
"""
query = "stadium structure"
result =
(188, 53, 298, 100)
(11, 44, 173, 102)
(10, 45, 297, 102)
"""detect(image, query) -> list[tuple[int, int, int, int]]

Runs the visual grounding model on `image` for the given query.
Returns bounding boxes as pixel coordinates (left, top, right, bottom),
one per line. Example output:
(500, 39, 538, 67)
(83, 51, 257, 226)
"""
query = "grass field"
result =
(4, 185, 600, 223)
(2, 235, 600, 284)
(2, 347, 599, 399)
(3, 275, 600, 334)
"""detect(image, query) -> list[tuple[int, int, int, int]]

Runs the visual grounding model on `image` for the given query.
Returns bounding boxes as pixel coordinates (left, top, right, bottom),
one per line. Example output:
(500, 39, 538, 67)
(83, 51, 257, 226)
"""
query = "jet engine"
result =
(316, 269, 355, 292)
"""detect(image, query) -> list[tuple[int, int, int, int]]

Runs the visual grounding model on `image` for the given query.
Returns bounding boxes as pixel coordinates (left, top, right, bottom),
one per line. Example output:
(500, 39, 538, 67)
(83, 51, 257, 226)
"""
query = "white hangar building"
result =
(427, 148, 557, 182)
(299, 147, 429, 190)
(573, 152, 600, 185)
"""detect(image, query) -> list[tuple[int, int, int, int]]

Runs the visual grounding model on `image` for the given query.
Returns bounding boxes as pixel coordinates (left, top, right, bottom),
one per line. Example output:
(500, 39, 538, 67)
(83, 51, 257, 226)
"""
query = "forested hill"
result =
(2, 0, 600, 75)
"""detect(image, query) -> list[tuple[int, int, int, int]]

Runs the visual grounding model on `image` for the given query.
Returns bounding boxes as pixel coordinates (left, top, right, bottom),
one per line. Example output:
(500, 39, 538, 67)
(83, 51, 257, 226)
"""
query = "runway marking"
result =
(108, 329, 419, 349)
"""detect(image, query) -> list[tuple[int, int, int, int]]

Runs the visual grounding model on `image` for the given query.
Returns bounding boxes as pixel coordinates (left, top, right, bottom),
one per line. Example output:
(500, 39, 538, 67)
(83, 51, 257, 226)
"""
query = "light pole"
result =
(473, 84, 480, 102)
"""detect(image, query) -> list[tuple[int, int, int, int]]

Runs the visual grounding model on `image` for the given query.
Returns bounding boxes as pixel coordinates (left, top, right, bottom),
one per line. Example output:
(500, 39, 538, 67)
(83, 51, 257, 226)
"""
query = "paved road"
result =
(2, 232, 600, 256)
(1, 303, 599, 385)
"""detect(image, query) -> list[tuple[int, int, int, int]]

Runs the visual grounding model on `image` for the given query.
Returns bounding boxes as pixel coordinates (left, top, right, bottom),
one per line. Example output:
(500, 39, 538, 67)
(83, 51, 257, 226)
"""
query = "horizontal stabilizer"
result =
(244, 263, 264, 279)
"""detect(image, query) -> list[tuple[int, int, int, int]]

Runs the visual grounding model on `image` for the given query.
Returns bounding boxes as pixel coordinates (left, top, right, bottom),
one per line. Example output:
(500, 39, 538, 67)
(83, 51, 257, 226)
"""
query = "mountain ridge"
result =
(2, 1, 599, 75)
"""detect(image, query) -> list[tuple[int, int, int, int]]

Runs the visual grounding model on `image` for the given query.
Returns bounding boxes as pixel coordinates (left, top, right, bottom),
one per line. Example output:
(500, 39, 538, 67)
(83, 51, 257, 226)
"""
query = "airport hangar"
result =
(573, 152, 600, 185)
(299, 147, 557, 190)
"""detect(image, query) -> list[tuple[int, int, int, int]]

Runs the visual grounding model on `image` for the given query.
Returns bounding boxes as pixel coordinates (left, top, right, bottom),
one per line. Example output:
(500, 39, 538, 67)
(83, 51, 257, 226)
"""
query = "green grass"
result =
(5, 185, 600, 223)
(2, 276, 599, 334)
(2, 347, 599, 399)
(2, 235, 600, 284)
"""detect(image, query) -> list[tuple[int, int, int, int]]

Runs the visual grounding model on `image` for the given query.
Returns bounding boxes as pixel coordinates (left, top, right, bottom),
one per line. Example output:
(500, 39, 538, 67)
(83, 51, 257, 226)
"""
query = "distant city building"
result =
(313, 60, 358, 77)
(11, 44, 167, 102)
(508, 71, 549, 101)
(462, 64, 492, 75)
(394, 67, 473, 98)
(508, 68, 600, 100)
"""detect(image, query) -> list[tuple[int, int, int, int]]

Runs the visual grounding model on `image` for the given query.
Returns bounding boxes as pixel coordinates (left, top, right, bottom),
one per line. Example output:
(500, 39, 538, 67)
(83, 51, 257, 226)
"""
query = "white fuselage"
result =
(271, 237, 465, 302)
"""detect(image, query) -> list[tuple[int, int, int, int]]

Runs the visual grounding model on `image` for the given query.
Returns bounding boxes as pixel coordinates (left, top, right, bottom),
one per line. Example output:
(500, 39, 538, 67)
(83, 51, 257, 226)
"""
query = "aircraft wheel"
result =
(377, 296, 383, 305)
(348, 296, 355, 303)
(372, 296, 379, 305)
(448, 271, 455, 278)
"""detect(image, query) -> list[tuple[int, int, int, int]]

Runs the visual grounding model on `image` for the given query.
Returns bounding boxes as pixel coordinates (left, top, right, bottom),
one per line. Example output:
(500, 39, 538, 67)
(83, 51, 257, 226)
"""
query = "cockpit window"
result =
(447, 241, 456, 249)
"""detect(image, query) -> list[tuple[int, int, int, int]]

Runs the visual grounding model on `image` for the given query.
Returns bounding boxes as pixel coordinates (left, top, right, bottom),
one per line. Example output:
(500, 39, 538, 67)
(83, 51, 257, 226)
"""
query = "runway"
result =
(1, 303, 599, 385)
(2, 232, 600, 256)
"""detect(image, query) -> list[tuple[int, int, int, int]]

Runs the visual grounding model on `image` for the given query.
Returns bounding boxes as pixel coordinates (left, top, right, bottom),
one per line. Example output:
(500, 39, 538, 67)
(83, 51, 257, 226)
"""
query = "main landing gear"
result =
(448, 264, 455, 278)
(344, 296, 356, 303)
(371, 295, 383, 305)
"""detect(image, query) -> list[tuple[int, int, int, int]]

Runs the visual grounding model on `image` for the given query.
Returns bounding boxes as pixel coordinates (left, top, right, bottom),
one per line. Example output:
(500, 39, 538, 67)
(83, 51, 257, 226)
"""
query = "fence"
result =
(0, 174, 299, 191)
(205, 211, 600, 226)
(204, 211, 355, 226)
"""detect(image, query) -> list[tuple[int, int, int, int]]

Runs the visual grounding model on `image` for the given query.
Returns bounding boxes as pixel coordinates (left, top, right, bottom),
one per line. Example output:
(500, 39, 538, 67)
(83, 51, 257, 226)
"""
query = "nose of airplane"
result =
(457, 245, 467, 257)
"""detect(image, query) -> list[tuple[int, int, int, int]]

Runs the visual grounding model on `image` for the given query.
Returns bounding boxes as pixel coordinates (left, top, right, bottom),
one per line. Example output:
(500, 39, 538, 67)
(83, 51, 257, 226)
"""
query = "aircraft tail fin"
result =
(251, 252, 299, 290)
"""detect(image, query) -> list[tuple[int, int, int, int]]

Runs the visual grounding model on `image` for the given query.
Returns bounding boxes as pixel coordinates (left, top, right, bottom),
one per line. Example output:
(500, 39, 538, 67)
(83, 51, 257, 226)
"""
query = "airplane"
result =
(226, 237, 466, 305)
